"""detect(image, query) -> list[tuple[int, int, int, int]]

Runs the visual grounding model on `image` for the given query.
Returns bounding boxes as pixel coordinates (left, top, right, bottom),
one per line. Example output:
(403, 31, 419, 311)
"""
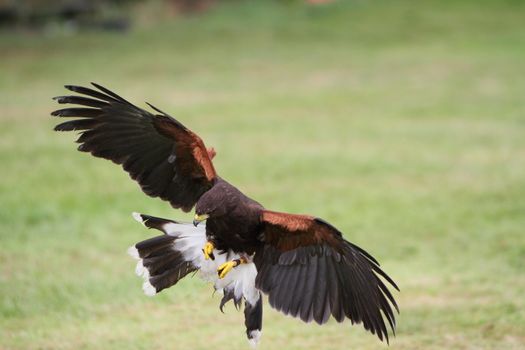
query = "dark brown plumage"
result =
(53, 83, 216, 212)
(53, 83, 399, 345)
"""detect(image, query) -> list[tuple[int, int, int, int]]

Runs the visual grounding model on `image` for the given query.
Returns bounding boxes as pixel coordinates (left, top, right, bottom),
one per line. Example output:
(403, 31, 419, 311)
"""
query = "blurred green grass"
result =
(1, 0, 525, 349)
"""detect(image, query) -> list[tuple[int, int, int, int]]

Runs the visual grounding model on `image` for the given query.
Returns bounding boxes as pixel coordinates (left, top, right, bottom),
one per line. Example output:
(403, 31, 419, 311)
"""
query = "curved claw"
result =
(203, 241, 215, 260)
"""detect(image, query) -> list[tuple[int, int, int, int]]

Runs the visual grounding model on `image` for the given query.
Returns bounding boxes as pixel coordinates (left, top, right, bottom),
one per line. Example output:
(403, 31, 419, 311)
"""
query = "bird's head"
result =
(193, 211, 209, 226)
(194, 192, 224, 226)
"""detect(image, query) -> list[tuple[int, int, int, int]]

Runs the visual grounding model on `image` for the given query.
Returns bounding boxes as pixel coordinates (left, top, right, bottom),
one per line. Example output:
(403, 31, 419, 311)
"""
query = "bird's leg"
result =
(202, 241, 215, 260)
(217, 256, 249, 279)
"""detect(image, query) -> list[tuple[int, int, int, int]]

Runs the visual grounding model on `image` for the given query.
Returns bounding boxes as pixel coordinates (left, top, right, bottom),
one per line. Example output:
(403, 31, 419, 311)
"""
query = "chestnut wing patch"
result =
(52, 83, 217, 212)
(255, 210, 399, 343)
(260, 210, 343, 252)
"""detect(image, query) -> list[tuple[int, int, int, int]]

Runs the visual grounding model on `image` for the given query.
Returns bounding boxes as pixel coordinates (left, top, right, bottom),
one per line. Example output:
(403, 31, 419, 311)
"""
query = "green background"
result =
(1, 0, 524, 349)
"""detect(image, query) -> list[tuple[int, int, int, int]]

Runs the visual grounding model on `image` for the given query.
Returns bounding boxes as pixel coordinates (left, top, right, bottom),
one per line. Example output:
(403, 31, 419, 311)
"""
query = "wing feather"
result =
(52, 83, 217, 211)
(255, 210, 399, 342)
(54, 95, 110, 108)
(313, 253, 329, 324)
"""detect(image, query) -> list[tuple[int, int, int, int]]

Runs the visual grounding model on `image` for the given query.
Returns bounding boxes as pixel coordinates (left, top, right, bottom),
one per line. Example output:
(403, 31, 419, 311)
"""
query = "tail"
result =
(129, 212, 263, 346)
(128, 212, 206, 295)
(245, 295, 263, 348)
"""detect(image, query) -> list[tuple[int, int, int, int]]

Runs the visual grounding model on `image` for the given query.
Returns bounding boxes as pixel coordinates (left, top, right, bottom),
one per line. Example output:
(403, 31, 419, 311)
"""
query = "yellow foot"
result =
(217, 257, 247, 279)
(217, 260, 238, 279)
(202, 242, 215, 260)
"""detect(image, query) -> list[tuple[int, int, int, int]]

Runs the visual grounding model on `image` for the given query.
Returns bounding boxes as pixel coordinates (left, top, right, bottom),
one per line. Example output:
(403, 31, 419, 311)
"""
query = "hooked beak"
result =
(193, 214, 209, 227)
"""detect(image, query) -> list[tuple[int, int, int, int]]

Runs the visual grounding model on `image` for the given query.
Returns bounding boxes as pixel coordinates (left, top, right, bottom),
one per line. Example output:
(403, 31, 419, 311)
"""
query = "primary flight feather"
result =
(52, 83, 399, 346)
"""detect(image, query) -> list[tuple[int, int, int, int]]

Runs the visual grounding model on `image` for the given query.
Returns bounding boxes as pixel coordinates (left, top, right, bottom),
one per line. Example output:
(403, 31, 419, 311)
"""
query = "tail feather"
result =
(245, 295, 263, 348)
(140, 251, 184, 277)
(133, 235, 175, 258)
(148, 261, 196, 293)
(128, 213, 204, 294)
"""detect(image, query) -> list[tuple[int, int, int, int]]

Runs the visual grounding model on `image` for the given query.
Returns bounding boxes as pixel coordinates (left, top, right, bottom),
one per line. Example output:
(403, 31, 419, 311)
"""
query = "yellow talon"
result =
(203, 241, 215, 260)
(217, 261, 237, 279)
(217, 257, 247, 279)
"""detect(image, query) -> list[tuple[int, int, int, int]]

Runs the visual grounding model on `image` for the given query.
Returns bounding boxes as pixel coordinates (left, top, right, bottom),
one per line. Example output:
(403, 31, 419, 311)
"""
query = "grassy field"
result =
(1, 0, 525, 349)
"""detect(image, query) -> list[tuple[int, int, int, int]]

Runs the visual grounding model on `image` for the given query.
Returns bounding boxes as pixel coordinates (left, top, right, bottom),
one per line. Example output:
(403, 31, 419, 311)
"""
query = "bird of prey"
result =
(52, 83, 399, 347)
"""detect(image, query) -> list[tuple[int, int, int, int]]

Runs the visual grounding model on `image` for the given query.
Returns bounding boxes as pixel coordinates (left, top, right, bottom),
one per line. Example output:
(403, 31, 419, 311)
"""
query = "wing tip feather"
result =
(64, 84, 80, 92)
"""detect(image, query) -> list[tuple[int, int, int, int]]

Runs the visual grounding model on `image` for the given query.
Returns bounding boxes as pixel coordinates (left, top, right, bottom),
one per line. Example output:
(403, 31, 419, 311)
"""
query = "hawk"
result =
(52, 83, 399, 346)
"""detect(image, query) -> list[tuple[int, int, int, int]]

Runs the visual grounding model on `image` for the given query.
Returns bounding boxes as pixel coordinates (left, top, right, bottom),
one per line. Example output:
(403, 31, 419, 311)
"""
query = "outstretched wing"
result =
(52, 83, 217, 212)
(254, 210, 399, 343)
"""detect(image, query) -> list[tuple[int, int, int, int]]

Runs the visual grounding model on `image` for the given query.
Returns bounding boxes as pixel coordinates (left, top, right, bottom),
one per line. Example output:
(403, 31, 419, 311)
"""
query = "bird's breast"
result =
(206, 213, 261, 255)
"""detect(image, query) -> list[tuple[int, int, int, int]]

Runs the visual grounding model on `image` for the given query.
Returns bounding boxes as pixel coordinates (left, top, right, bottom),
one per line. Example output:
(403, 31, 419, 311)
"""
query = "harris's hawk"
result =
(52, 83, 399, 346)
